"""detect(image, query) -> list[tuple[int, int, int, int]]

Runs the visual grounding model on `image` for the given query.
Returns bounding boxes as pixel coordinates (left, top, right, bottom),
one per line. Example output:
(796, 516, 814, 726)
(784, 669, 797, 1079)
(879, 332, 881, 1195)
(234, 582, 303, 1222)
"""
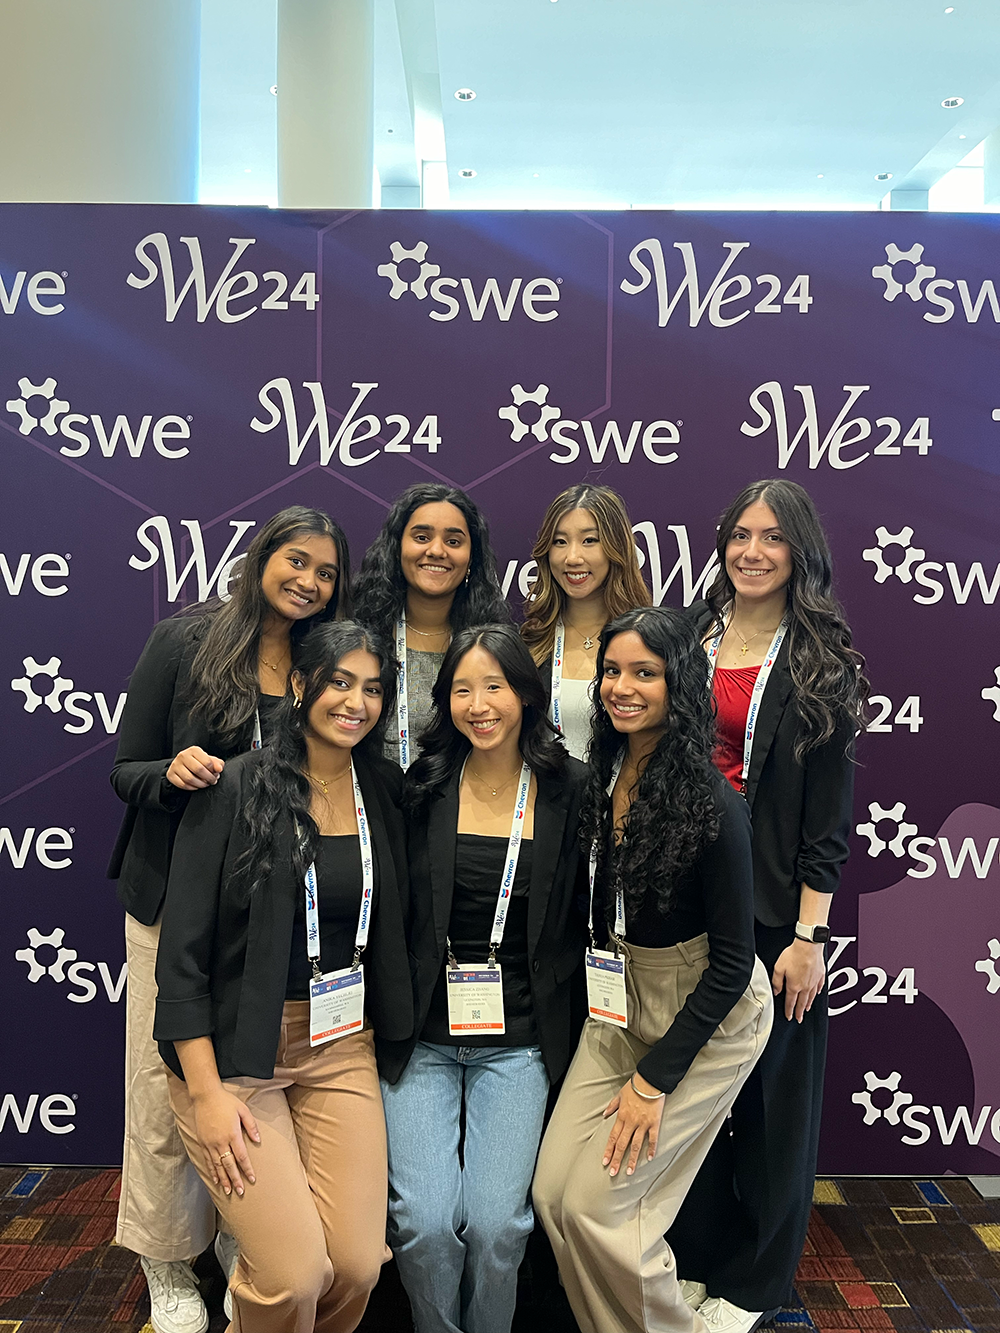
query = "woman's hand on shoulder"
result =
(190, 1087, 260, 1196)
(601, 1072, 666, 1177)
(166, 747, 224, 791)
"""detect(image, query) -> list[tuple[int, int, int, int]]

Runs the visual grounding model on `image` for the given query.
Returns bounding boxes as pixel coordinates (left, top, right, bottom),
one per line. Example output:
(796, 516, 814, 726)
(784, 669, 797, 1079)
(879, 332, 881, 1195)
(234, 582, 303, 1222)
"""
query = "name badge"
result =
(585, 949, 628, 1028)
(446, 963, 505, 1036)
(309, 965, 365, 1047)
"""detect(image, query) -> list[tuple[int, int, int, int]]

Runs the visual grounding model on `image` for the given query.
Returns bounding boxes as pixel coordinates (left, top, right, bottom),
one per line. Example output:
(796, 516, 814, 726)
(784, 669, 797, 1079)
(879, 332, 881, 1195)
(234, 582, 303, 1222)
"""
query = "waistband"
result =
(622, 933, 710, 968)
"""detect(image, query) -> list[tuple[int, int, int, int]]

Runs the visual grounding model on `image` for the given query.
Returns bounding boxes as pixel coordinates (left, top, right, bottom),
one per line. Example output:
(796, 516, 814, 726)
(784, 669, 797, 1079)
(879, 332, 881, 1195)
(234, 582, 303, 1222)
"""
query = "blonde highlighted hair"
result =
(521, 485, 651, 666)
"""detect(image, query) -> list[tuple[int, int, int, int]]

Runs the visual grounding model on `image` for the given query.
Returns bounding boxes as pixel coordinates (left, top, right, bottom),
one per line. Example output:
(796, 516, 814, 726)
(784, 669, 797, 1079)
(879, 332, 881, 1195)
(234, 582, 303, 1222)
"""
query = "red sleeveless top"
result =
(712, 665, 760, 791)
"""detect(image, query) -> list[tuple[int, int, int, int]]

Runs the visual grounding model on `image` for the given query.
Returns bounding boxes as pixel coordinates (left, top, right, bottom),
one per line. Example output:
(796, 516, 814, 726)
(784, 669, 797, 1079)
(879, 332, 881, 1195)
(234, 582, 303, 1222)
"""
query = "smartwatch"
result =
(794, 921, 831, 944)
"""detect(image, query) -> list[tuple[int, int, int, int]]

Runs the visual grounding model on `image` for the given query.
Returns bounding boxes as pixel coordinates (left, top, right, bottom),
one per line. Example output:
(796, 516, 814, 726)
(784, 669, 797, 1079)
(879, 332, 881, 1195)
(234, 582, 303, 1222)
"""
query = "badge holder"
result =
(446, 940, 505, 1036)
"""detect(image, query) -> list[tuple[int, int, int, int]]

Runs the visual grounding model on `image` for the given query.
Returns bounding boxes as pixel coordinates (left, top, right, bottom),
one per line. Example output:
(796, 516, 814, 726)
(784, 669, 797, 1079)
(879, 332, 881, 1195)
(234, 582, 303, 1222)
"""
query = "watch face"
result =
(812, 925, 831, 943)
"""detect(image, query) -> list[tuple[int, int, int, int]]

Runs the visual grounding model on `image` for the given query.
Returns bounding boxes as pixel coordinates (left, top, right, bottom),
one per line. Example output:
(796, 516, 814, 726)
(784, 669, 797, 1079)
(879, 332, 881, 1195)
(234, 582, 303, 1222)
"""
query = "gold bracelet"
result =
(630, 1073, 665, 1101)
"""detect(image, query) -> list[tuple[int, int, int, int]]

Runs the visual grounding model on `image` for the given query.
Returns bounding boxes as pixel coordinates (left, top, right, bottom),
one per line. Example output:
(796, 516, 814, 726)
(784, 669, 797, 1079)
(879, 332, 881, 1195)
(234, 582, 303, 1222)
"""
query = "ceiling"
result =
(200, 0, 1000, 210)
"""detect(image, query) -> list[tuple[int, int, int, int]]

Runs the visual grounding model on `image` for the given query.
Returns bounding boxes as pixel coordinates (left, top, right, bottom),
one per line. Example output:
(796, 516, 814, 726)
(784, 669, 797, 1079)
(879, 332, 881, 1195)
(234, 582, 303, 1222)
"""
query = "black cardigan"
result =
(383, 757, 589, 1084)
(108, 615, 262, 925)
(688, 600, 855, 927)
(153, 749, 413, 1082)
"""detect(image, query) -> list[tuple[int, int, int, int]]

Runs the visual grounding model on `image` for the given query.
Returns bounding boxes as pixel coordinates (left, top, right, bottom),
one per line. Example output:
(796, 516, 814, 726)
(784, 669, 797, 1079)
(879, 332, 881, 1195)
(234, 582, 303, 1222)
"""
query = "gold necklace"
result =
(307, 769, 351, 795)
(466, 765, 522, 799)
(730, 622, 780, 658)
(407, 623, 451, 640)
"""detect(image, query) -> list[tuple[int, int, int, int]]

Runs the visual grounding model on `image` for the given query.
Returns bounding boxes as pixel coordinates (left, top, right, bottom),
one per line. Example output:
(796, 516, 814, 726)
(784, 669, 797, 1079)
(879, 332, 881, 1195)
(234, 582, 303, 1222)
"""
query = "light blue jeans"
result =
(381, 1041, 550, 1333)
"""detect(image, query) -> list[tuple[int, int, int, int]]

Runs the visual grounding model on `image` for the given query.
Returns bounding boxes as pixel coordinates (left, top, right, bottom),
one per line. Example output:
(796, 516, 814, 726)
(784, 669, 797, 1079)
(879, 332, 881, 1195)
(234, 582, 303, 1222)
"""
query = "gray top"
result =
(385, 647, 446, 767)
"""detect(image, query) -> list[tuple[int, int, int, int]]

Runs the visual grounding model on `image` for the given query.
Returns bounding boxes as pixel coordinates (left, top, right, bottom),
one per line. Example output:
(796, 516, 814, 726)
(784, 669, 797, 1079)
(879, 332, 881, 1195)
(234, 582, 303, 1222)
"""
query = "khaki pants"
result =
(169, 1005, 390, 1333)
(116, 912, 216, 1260)
(533, 937, 773, 1333)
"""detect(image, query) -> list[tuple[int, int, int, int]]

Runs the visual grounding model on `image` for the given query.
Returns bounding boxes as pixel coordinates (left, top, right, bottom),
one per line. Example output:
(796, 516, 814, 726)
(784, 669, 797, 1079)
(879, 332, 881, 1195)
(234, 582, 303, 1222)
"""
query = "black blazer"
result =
(689, 600, 854, 927)
(108, 616, 261, 925)
(153, 748, 413, 1081)
(384, 757, 589, 1085)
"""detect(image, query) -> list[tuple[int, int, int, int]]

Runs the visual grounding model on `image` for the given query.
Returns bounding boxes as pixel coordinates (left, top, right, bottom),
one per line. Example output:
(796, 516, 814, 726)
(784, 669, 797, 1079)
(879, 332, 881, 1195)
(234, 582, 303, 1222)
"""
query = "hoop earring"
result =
(292, 696, 301, 709)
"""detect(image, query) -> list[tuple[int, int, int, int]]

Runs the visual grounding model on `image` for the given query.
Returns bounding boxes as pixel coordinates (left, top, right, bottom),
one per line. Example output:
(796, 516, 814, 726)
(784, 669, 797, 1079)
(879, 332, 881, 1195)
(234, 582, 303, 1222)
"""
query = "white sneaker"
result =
(680, 1279, 708, 1309)
(214, 1230, 240, 1321)
(140, 1257, 209, 1333)
(699, 1297, 765, 1333)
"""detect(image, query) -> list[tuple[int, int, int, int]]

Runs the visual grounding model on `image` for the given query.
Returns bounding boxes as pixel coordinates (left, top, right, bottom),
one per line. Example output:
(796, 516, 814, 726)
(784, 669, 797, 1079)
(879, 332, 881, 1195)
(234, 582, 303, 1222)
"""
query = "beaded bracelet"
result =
(630, 1073, 666, 1101)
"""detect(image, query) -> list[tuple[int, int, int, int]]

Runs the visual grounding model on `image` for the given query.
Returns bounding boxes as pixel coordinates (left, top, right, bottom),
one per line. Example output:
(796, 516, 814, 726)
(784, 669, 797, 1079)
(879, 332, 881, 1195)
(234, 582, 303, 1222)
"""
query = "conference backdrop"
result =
(1, 205, 998, 1172)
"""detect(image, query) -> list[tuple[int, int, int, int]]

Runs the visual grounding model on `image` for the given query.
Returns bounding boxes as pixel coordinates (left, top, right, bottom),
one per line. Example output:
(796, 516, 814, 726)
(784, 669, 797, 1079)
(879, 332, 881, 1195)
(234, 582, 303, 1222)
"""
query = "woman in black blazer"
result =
(667, 480, 868, 1333)
(108, 505, 348, 1328)
(154, 621, 412, 1333)
(381, 624, 587, 1333)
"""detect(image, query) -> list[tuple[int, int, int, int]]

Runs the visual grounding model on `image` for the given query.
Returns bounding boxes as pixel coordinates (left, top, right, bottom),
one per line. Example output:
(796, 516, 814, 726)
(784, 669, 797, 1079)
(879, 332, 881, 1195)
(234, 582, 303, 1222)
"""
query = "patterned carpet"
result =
(0, 1167, 998, 1331)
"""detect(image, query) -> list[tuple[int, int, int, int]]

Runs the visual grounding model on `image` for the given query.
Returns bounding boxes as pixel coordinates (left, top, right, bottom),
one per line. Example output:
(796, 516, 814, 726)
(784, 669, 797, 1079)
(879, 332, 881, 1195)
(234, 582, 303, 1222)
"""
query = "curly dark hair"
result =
(704, 479, 868, 760)
(352, 483, 511, 640)
(581, 607, 721, 922)
(405, 624, 566, 807)
(183, 506, 351, 745)
(233, 621, 396, 898)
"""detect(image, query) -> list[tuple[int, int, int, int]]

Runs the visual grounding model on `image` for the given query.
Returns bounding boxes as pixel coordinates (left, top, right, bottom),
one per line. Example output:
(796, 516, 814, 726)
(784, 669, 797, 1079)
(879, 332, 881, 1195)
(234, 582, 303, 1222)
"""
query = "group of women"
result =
(108, 477, 868, 1333)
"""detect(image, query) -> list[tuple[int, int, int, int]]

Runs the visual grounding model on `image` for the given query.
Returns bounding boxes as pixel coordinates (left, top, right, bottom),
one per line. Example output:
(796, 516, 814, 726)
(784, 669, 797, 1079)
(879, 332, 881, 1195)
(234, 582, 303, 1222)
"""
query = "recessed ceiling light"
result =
(269, 85, 278, 95)
(817, 173, 824, 179)
(944, 5, 954, 11)
(876, 172, 893, 181)
(941, 96, 964, 108)
(459, 169, 477, 178)
(959, 134, 967, 139)
(455, 88, 476, 101)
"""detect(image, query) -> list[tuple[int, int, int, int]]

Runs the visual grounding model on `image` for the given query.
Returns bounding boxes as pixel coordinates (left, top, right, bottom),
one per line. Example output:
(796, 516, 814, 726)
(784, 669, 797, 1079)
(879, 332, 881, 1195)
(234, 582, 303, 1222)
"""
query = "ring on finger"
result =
(219, 1150, 233, 1163)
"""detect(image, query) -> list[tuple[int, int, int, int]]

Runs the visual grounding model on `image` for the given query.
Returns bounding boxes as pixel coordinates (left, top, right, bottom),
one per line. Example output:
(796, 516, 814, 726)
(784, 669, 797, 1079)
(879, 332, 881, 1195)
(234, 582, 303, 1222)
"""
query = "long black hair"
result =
(405, 624, 566, 806)
(581, 608, 721, 921)
(352, 483, 511, 640)
(185, 506, 352, 744)
(704, 479, 868, 759)
(233, 621, 396, 897)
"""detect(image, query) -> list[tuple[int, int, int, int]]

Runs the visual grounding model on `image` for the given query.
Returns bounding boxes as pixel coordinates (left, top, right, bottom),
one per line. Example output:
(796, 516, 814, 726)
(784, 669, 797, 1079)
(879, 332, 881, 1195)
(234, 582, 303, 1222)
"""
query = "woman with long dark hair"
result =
(666, 480, 867, 1333)
(352, 483, 510, 769)
(522, 484, 650, 761)
(380, 624, 587, 1333)
(108, 506, 349, 1332)
(533, 607, 772, 1333)
(153, 621, 412, 1333)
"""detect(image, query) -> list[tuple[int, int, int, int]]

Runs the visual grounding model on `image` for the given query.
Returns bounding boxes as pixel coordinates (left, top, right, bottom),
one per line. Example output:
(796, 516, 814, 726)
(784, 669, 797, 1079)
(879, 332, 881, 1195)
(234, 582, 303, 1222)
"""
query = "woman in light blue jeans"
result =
(380, 625, 588, 1333)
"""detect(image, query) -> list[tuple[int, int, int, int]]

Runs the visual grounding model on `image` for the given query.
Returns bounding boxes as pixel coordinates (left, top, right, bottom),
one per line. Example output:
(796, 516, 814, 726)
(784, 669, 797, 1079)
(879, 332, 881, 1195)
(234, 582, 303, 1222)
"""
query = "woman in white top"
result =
(521, 485, 650, 760)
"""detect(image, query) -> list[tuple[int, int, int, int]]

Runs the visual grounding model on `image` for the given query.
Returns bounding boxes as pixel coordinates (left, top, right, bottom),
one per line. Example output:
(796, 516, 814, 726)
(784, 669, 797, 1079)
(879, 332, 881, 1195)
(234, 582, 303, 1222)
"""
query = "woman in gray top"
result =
(353, 484, 511, 768)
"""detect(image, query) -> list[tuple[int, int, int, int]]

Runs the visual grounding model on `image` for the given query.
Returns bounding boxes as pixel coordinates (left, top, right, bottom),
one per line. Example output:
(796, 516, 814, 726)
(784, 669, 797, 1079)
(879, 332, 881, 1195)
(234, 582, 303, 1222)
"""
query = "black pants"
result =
(666, 921, 828, 1313)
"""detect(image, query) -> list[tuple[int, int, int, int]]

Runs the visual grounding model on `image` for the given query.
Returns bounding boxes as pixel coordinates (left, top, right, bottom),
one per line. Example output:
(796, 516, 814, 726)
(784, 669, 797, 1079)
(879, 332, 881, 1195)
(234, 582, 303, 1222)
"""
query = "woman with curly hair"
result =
(381, 624, 588, 1333)
(521, 484, 650, 760)
(352, 483, 511, 769)
(666, 480, 868, 1333)
(533, 607, 772, 1333)
(108, 505, 349, 1332)
(153, 621, 412, 1332)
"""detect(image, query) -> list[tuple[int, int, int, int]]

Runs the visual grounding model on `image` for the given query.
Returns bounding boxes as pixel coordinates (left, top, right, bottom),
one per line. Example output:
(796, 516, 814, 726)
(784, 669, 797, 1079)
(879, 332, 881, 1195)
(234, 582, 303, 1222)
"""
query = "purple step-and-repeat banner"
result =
(1, 205, 999, 1171)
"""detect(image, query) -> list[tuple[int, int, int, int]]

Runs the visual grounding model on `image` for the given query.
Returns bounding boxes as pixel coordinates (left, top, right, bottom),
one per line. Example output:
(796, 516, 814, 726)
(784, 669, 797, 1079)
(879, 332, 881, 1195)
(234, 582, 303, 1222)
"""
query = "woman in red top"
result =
(669, 479, 868, 1333)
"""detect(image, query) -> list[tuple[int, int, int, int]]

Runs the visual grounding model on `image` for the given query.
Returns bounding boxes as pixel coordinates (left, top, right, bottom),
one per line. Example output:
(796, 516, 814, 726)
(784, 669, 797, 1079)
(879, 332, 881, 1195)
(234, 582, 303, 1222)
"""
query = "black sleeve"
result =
(110, 619, 192, 814)
(153, 766, 239, 1042)
(637, 786, 756, 1095)
(794, 718, 855, 897)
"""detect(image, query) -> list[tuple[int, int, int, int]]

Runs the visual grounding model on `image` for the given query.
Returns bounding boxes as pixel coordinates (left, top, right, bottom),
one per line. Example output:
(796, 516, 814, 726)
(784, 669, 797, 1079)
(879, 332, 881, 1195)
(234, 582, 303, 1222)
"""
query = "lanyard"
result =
(549, 620, 566, 734)
(587, 752, 625, 947)
(395, 616, 410, 771)
(706, 607, 788, 791)
(303, 759, 374, 976)
(251, 707, 262, 750)
(456, 759, 532, 966)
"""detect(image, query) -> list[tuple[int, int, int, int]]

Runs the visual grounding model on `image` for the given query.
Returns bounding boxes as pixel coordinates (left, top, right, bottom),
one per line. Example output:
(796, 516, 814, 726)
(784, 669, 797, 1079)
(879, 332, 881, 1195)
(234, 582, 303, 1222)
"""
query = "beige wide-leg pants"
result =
(116, 912, 216, 1260)
(534, 936, 773, 1333)
(169, 1006, 390, 1333)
